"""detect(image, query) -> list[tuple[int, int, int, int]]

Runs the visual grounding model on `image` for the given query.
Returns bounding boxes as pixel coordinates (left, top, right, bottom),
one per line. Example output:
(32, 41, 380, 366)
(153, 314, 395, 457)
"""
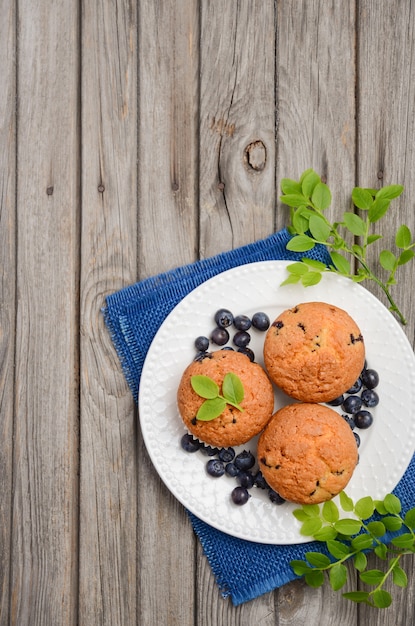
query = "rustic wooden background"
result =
(1, 1, 414, 624)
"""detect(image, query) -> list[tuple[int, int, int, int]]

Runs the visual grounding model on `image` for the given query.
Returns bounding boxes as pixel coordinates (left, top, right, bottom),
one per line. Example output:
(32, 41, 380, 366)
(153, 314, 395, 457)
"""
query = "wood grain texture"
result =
(11, 2, 79, 625)
(0, 1, 16, 624)
(79, 1, 139, 624)
(199, 0, 276, 257)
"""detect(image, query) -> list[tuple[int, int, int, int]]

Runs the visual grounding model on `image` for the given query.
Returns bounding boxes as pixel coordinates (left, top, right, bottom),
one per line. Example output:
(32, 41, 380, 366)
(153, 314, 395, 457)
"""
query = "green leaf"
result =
(340, 492, 354, 512)
(379, 250, 397, 272)
(312, 182, 332, 210)
(222, 372, 244, 406)
(396, 224, 412, 248)
(368, 197, 390, 223)
(281, 178, 302, 195)
(382, 516, 403, 532)
(330, 251, 351, 275)
(354, 551, 368, 572)
(374, 499, 388, 516)
(404, 507, 415, 529)
(376, 184, 404, 200)
(196, 397, 227, 421)
(343, 212, 367, 236)
(290, 559, 311, 576)
(301, 271, 322, 287)
(352, 187, 374, 210)
(286, 262, 309, 276)
(301, 258, 327, 270)
(322, 500, 340, 523)
(329, 563, 348, 591)
(367, 234, 383, 244)
(383, 493, 402, 515)
(300, 517, 323, 536)
(280, 273, 301, 286)
(374, 544, 388, 560)
(302, 504, 321, 517)
(398, 249, 415, 265)
(366, 521, 386, 537)
(373, 589, 392, 609)
(309, 214, 331, 241)
(354, 496, 375, 520)
(352, 244, 364, 258)
(286, 234, 316, 252)
(391, 533, 415, 549)
(305, 551, 332, 568)
(359, 569, 385, 585)
(292, 508, 310, 522)
(280, 193, 309, 208)
(327, 539, 352, 559)
(191, 375, 219, 399)
(351, 534, 374, 551)
(392, 565, 408, 587)
(313, 525, 338, 541)
(333, 519, 362, 536)
(342, 591, 370, 604)
(292, 208, 310, 234)
(301, 170, 321, 198)
(304, 570, 325, 588)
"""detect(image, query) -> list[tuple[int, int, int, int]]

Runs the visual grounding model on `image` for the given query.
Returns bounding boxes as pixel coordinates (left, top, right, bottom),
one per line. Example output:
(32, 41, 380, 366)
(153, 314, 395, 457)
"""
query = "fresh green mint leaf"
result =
(396, 224, 412, 248)
(329, 563, 348, 591)
(281, 178, 302, 195)
(312, 182, 332, 210)
(196, 397, 227, 421)
(222, 372, 244, 406)
(368, 197, 390, 223)
(343, 212, 367, 237)
(191, 375, 219, 399)
(352, 187, 374, 210)
(309, 214, 331, 241)
(376, 184, 404, 200)
(286, 234, 315, 252)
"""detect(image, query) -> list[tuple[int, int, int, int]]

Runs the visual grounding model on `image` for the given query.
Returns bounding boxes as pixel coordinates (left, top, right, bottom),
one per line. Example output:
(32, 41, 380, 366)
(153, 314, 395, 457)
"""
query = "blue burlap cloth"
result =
(103, 228, 415, 606)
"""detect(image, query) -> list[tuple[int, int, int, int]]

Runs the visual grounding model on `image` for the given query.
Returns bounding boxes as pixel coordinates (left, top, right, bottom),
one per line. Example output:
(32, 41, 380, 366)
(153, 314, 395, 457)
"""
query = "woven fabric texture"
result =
(103, 228, 415, 606)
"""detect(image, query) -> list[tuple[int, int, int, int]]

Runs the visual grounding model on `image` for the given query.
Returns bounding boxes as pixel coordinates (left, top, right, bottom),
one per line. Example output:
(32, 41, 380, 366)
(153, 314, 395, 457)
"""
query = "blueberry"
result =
(361, 388, 379, 407)
(237, 347, 255, 362)
(361, 368, 379, 389)
(254, 471, 268, 489)
(354, 410, 373, 429)
(214, 308, 234, 328)
(181, 433, 200, 453)
(234, 450, 256, 471)
(233, 315, 252, 331)
(206, 459, 225, 477)
(233, 330, 251, 348)
(194, 336, 209, 352)
(342, 414, 355, 430)
(252, 312, 270, 331)
(225, 462, 239, 477)
(268, 489, 285, 505)
(342, 395, 363, 414)
(347, 378, 362, 394)
(354, 432, 361, 447)
(231, 486, 251, 505)
(237, 470, 255, 489)
(199, 444, 219, 456)
(193, 351, 212, 362)
(218, 447, 235, 463)
(210, 327, 229, 346)
(327, 395, 345, 407)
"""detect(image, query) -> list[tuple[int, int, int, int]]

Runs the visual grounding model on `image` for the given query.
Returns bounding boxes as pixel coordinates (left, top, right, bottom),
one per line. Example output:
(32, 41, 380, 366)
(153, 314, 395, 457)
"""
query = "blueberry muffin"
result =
(177, 350, 274, 447)
(263, 302, 365, 403)
(257, 403, 359, 504)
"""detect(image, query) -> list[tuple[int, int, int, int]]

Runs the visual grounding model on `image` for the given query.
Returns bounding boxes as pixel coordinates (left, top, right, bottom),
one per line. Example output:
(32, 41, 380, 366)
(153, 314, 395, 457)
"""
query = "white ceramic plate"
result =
(139, 261, 415, 544)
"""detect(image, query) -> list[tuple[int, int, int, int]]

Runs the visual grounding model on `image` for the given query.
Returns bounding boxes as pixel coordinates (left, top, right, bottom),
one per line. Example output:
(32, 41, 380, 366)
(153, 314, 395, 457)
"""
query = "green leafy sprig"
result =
(190, 372, 244, 421)
(280, 169, 415, 325)
(291, 491, 415, 609)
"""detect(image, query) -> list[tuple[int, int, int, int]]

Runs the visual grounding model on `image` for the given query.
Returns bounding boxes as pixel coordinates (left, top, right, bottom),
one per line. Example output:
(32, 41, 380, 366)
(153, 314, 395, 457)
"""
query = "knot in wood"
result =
(244, 141, 266, 171)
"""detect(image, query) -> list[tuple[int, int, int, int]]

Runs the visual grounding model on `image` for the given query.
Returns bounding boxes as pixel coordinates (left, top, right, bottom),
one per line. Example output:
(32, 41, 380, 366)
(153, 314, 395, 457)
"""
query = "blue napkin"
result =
(103, 228, 415, 606)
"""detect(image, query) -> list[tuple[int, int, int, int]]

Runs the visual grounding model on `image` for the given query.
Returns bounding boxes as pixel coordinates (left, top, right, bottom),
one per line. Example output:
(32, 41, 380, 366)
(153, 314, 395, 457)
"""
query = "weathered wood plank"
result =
(199, 0, 276, 258)
(79, 1, 139, 624)
(276, 1, 358, 623)
(137, 2, 199, 625)
(0, 1, 16, 624)
(11, 3, 79, 625)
